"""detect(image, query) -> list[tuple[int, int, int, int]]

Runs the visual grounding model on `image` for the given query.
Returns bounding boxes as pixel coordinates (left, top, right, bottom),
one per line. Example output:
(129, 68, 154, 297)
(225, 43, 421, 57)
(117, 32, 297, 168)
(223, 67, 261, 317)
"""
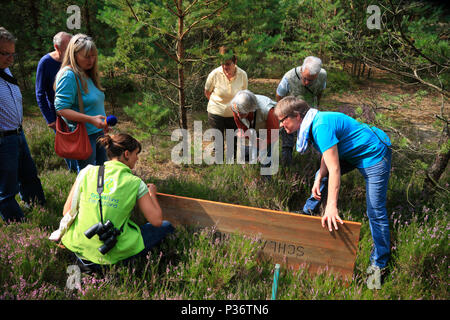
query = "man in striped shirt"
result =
(0, 27, 45, 223)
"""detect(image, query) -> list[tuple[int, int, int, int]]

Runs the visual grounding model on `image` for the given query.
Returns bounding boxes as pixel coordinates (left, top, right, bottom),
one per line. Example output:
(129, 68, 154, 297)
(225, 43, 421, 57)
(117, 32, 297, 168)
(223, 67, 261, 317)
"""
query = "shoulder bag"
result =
(54, 72, 92, 160)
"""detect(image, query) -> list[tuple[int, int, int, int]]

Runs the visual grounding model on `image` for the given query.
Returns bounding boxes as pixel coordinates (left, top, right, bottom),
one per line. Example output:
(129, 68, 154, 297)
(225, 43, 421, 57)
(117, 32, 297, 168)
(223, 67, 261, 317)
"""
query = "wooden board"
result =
(157, 192, 361, 279)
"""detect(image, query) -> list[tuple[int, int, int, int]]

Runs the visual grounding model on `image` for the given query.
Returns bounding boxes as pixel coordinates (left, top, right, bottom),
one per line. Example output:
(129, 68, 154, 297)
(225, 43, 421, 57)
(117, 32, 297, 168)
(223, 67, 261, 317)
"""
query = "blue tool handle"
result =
(271, 263, 281, 300)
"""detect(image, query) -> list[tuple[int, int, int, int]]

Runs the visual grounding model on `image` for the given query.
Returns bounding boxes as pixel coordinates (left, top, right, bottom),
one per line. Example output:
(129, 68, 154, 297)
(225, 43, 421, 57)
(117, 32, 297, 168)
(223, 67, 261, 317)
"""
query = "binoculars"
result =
(84, 220, 120, 255)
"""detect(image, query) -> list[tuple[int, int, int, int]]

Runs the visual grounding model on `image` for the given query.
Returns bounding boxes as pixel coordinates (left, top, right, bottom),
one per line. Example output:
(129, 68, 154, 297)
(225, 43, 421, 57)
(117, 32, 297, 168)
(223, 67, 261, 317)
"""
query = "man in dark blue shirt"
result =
(35, 31, 76, 171)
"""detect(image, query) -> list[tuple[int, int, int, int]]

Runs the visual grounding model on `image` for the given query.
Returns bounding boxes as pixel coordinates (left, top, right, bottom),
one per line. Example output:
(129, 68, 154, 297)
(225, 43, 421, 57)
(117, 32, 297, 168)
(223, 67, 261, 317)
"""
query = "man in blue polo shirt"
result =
(35, 31, 76, 171)
(275, 96, 392, 290)
(0, 27, 45, 223)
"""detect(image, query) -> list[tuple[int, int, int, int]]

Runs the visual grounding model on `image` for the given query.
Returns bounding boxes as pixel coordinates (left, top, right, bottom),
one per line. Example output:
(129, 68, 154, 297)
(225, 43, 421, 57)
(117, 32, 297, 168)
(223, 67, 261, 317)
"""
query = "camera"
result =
(84, 220, 121, 255)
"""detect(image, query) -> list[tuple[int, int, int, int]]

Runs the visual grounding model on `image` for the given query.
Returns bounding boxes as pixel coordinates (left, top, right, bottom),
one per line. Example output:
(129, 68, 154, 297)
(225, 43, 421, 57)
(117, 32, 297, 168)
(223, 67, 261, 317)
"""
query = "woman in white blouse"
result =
(204, 46, 248, 158)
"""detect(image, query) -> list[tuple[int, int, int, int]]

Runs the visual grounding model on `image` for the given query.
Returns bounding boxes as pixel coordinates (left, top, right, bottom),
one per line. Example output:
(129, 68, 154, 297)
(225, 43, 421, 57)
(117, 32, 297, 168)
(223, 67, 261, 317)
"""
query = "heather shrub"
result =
(387, 205, 449, 299)
(0, 223, 71, 299)
(23, 121, 66, 172)
(131, 226, 271, 300)
(34, 168, 77, 229)
(2, 77, 448, 300)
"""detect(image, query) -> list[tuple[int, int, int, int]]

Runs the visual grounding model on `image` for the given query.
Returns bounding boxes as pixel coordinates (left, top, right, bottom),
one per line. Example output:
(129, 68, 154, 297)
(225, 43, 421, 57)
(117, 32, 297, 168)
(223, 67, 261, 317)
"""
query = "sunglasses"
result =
(75, 36, 92, 44)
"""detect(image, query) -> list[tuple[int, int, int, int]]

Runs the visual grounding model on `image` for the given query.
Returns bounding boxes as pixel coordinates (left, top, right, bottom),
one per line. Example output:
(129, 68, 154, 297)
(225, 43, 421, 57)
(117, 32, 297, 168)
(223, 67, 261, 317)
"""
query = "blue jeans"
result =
(76, 131, 107, 173)
(303, 149, 392, 268)
(303, 159, 356, 214)
(75, 221, 175, 271)
(0, 131, 46, 222)
(64, 158, 78, 172)
(134, 221, 175, 257)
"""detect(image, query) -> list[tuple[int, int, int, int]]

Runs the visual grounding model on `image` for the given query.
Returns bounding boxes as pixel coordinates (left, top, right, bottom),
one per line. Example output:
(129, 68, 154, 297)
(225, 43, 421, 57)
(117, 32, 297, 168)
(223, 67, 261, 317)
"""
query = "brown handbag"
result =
(54, 73, 92, 160)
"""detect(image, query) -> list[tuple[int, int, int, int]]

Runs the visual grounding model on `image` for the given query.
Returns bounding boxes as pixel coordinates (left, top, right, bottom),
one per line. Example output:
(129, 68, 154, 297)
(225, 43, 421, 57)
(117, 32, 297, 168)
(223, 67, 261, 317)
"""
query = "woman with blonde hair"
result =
(54, 34, 108, 172)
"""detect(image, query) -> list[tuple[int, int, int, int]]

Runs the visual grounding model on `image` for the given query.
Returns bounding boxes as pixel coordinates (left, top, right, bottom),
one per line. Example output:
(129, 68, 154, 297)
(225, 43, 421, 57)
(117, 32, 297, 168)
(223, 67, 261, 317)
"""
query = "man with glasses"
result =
(276, 56, 327, 166)
(0, 27, 45, 223)
(35, 31, 76, 172)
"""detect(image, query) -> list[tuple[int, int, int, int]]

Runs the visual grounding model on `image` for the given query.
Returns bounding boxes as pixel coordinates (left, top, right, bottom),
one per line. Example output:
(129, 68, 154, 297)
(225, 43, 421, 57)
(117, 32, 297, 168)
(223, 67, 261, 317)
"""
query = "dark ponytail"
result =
(97, 133, 142, 159)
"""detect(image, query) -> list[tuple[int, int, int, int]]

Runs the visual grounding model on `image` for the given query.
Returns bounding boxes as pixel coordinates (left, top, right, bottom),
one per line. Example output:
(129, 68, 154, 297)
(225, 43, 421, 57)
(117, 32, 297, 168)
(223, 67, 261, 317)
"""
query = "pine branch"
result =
(180, 2, 228, 41)
(387, 0, 450, 69)
(125, 0, 180, 63)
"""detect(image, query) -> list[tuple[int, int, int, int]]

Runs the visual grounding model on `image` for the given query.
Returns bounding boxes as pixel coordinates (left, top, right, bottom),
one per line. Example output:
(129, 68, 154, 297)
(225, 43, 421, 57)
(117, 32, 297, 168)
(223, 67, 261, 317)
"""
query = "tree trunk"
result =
(423, 124, 449, 193)
(16, 54, 29, 91)
(352, 57, 358, 76)
(29, 0, 42, 44)
(177, 0, 187, 129)
(356, 61, 362, 79)
(84, 0, 93, 37)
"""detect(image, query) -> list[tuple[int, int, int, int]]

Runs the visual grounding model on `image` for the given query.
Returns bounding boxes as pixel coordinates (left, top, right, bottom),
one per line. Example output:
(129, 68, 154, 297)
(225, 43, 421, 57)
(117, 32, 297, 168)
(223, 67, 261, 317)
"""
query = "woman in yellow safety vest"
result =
(59, 133, 174, 272)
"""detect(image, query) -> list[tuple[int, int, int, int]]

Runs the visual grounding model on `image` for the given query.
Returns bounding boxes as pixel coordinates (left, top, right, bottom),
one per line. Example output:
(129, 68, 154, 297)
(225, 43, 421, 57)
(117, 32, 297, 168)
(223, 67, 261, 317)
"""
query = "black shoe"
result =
(291, 210, 312, 215)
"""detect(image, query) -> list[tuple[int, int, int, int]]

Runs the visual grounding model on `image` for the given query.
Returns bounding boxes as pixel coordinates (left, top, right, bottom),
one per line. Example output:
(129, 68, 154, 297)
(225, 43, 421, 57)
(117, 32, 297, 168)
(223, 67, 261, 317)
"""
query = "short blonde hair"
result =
(274, 96, 310, 119)
(58, 33, 103, 93)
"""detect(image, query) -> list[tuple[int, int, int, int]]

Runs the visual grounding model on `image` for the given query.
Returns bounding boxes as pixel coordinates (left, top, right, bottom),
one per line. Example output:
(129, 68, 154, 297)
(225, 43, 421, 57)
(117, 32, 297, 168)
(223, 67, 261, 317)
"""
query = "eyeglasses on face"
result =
(279, 114, 291, 124)
(0, 52, 17, 58)
(303, 76, 316, 82)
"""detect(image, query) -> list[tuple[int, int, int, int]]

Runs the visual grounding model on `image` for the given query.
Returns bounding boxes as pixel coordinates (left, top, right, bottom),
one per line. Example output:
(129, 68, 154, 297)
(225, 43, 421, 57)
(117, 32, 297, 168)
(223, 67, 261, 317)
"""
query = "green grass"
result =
(0, 86, 448, 300)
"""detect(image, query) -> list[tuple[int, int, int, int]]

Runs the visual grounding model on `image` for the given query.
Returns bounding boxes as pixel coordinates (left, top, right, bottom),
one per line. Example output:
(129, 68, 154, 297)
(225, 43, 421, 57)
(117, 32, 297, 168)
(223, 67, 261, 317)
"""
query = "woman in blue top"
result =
(275, 96, 392, 290)
(54, 34, 108, 172)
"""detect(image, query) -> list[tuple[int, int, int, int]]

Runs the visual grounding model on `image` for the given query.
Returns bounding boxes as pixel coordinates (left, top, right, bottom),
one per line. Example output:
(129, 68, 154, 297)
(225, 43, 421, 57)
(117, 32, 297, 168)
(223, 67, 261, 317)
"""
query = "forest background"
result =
(0, 0, 448, 300)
